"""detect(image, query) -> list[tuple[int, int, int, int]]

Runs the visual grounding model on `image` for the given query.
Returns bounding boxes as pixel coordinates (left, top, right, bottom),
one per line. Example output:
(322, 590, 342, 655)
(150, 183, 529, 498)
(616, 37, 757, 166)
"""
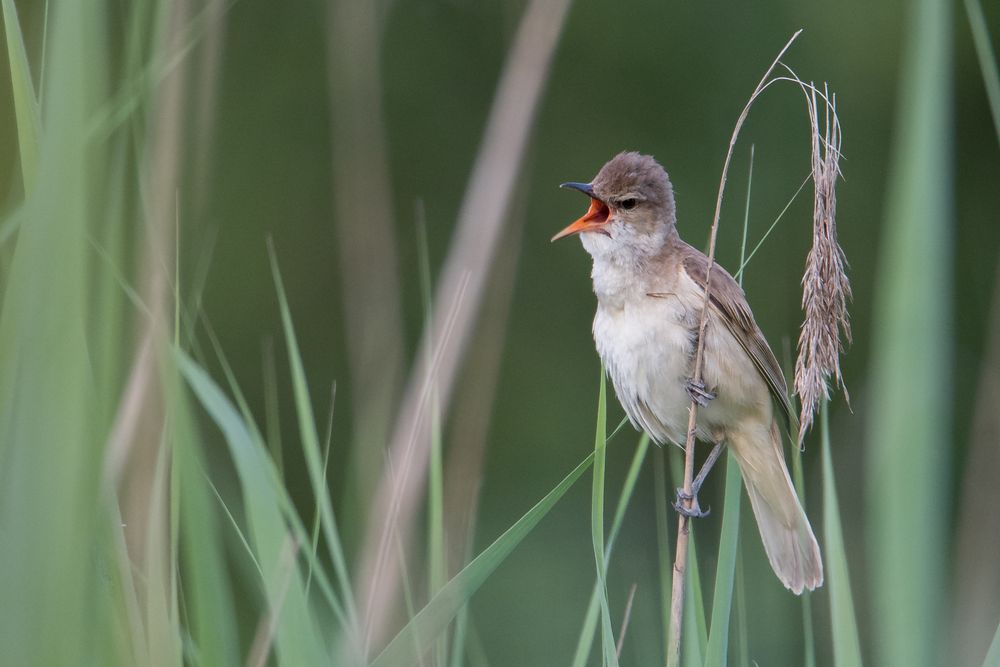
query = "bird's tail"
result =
(727, 421, 823, 594)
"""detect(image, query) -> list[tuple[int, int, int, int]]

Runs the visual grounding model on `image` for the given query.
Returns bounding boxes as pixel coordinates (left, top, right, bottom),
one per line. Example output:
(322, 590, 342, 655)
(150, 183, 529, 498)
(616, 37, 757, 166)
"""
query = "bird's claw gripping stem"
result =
(673, 488, 710, 518)
(685, 378, 717, 407)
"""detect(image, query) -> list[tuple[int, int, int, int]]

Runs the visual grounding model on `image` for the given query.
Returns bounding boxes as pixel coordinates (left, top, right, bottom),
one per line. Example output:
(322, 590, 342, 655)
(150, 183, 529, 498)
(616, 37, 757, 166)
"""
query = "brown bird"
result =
(553, 151, 822, 594)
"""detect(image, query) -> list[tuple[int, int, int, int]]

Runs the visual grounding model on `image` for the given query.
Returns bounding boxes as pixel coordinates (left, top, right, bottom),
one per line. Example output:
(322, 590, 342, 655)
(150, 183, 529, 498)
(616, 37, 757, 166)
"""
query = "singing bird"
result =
(553, 152, 822, 594)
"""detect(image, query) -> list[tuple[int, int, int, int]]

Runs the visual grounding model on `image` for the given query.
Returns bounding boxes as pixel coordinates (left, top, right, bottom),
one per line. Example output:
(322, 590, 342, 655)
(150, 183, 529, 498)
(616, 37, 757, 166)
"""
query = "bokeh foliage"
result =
(0, 0, 998, 665)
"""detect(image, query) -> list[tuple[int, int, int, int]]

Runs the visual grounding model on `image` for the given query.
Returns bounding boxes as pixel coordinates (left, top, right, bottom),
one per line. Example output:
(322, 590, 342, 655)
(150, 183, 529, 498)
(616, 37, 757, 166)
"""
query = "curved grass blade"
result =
(200, 317, 345, 623)
(267, 241, 359, 640)
(169, 382, 240, 667)
(591, 370, 621, 667)
(370, 451, 596, 667)
(177, 350, 328, 665)
(1, 0, 41, 194)
(571, 434, 650, 667)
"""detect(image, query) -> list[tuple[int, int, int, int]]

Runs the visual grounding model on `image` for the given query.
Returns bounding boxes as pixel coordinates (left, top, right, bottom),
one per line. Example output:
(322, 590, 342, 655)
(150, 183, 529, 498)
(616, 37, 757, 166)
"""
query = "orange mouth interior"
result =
(552, 196, 612, 241)
(582, 197, 610, 225)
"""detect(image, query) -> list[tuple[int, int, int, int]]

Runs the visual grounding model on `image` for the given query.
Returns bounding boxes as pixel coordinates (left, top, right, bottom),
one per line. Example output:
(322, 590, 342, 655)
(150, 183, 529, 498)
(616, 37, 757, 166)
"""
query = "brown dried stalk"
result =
(352, 0, 575, 655)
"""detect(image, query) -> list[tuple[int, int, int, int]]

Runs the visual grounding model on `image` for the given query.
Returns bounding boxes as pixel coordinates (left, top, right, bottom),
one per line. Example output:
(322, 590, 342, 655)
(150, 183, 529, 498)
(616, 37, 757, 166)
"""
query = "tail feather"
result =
(728, 421, 823, 594)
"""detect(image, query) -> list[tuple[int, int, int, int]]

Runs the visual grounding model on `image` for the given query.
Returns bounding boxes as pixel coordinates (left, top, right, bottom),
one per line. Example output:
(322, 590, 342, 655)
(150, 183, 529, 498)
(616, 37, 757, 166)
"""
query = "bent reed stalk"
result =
(667, 29, 850, 665)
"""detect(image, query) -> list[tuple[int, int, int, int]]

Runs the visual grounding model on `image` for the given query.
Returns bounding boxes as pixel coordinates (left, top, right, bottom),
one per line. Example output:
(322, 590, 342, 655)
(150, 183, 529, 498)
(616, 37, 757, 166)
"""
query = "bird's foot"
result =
(685, 378, 717, 407)
(673, 488, 710, 518)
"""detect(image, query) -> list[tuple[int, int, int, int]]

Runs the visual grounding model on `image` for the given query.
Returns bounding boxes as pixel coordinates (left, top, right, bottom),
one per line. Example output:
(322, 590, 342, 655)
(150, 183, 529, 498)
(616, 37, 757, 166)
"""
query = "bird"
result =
(552, 151, 823, 594)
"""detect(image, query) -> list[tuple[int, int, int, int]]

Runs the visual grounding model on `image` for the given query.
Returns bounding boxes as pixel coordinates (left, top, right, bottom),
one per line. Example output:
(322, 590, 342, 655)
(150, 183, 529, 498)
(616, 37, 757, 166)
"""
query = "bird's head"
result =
(552, 151, 677, 262)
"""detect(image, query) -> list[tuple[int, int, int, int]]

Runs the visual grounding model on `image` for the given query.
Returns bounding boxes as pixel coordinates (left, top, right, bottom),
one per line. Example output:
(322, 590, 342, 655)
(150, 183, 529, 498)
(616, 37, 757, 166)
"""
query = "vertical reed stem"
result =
(666, 31, 802, 666)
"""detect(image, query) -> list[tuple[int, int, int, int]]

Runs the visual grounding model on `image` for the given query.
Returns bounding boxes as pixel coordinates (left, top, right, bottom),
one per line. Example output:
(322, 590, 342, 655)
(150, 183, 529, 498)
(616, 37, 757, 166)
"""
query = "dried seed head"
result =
(794, 85, 852, 444)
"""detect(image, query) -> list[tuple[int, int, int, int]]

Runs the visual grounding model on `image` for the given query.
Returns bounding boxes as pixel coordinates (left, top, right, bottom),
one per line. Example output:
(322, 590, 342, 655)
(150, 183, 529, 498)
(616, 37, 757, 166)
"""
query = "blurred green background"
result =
(1, 0, 998, 665)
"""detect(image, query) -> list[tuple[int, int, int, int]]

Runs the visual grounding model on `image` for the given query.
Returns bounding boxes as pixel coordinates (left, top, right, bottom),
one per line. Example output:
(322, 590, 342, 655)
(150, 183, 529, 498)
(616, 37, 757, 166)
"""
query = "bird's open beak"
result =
(552, 182, 611, 242)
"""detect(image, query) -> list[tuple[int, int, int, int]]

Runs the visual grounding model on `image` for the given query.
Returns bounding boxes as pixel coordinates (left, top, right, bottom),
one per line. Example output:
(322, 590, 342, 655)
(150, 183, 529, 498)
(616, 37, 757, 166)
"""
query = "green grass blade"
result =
(429, 410, 447, 667)
(262, 339, 286, 479)
(206, 474, 265, 580)
(418, 215, 448, 667)
(654, 448, 672, 664)
(683, 525, 707, 667)
(820, 402, 863, 666)
(1, 0, 41, 194)
(371, 451, 596, 667)
(306, 384, 337, 599)
(0, 3, 108, 662)
(867, 0, 953, 661)
(144, 438, 181, 665)
(267, 241, 359, 637)
(177, 350, 328, 665)
(591, 370, 620, 667)
(790, 428, 817, 667)
(733, 543, 750, 667)
(0, 207, 23, 247)
(448, 604, 471, 667)
(963, 0, 1000, 143)
(704, 453, 743, 667)
(169, 382, 241, 667)
(201, 318, 346, 623)
(983, 618, 1000, 667)
(571, 434, 650, 667)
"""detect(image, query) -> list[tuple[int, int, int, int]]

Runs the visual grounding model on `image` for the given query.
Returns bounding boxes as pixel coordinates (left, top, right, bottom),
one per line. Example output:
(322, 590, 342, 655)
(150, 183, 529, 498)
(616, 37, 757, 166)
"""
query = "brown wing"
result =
(680, 244, 799, 438)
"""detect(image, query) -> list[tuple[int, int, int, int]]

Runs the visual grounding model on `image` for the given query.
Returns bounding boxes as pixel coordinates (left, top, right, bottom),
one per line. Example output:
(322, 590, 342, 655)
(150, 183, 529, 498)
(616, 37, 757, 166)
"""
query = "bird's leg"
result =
(673, 442, 725, 518)
(685, 378, 717, 407)
(691, 442, 724, 495)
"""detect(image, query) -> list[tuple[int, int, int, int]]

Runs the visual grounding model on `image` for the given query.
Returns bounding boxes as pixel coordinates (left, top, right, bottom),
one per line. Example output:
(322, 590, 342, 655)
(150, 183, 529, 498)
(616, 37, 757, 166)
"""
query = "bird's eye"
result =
(620, 198, 638, 211)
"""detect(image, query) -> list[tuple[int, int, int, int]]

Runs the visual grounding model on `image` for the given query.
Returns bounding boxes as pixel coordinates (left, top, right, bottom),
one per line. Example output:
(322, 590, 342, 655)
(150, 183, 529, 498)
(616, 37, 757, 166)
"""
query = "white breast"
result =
(594, 294, 696, 445)
(590, 257, 768, 447)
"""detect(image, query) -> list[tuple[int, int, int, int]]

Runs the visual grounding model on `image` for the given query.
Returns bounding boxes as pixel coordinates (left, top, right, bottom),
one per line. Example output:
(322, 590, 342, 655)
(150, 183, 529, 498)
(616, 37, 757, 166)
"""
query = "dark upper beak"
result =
(552, 182, 611, 242)
(559, 182, 597, 198)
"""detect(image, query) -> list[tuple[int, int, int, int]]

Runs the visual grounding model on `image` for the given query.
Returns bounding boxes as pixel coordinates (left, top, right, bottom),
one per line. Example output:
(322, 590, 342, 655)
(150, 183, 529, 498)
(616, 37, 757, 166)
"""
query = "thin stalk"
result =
(703, 142, 754, 667)
(667, 30, 803, 666)
(616, 583, 638, 660)
(739, 145, 755, 272)
(733, 173, 811, 282)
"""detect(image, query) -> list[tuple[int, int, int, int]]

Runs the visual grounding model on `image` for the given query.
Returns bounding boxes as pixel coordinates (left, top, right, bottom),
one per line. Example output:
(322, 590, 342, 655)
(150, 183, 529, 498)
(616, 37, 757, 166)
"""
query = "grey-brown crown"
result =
(592, 152, 676, 216)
